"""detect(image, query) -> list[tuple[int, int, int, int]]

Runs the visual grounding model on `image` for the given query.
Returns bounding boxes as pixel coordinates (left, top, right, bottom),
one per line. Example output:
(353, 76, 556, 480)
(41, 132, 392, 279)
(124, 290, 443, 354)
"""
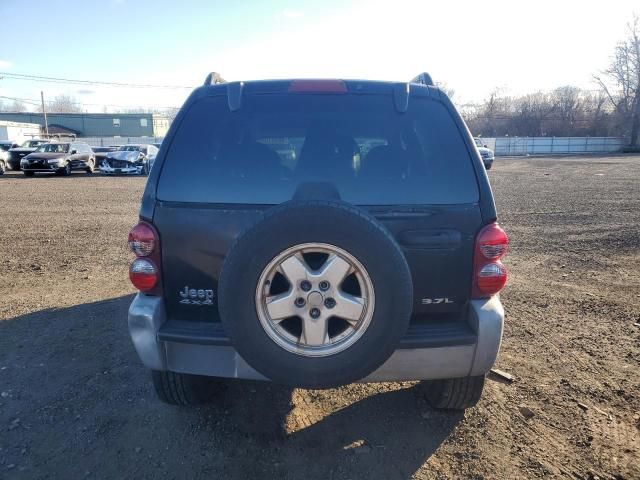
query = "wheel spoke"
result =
(279, 254, 309, 285)
(319, 254, 352, 286)
(301, 315, 330, 346)
(265, 292, 296, 321)
(334, 292, 365, 324)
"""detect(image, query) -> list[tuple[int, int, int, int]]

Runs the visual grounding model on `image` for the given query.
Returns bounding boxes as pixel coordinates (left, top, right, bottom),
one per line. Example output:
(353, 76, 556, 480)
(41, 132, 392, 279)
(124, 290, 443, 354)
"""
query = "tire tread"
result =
(422, 375, 485, 410)
(151, 370, 218, 406)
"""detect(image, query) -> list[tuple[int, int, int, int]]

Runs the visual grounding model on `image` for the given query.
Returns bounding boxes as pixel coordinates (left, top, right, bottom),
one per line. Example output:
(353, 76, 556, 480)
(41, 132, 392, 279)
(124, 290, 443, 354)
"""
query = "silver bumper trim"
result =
(128, 294, 167, 370)
(128, 294, 504, 382)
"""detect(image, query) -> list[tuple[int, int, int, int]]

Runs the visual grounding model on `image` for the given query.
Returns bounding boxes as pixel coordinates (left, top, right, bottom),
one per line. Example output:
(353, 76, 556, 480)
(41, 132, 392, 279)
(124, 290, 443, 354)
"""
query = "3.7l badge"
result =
(421, 298, 454, 305)
(179, 286, 215, 305)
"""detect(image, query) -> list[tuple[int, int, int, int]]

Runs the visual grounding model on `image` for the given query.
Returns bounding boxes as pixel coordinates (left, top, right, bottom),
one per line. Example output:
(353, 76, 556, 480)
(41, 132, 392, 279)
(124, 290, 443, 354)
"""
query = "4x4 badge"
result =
(179, 286, 215, 305)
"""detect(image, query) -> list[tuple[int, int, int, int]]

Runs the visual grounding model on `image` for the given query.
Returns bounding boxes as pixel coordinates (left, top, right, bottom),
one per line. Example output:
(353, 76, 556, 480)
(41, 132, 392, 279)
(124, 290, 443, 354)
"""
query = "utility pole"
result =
(41, 91, 49, 136)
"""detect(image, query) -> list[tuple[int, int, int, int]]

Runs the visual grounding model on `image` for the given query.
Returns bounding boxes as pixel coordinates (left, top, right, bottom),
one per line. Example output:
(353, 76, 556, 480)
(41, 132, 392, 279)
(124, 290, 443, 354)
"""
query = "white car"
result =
(474, 138, 494, 170)
(100, 144, 158, 175)
(0, 141, 16, 174)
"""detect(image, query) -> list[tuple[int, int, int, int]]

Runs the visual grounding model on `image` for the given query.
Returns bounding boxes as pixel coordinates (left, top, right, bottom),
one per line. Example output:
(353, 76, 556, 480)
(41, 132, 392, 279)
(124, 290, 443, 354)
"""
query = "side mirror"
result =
(483, 144, 488, 148)
(70, 149, 77, 155)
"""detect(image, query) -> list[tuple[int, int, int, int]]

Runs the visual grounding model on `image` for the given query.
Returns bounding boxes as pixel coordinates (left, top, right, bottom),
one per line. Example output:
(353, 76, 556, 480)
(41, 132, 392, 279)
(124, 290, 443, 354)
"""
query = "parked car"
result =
(92, 146, 119, 167)
(474, 138, 495, 169)
(7, 139, 50, 170)
(127, 73, 508, 410)
(20, 142, 95, 176)
(100, 144, 158, 175)
(0, 140, 18, 174)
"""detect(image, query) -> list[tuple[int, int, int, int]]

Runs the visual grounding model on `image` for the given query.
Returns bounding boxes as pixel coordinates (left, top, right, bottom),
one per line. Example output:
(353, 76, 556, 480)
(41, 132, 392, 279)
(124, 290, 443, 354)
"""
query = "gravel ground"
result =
(0, 157, 638, 479)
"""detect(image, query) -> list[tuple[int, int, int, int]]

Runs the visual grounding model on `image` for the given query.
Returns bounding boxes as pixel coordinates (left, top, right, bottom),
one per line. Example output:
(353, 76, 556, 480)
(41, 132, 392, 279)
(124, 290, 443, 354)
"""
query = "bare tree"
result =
(435, 82, 455, 99)
(595, 14, 640, 148)
(0, 99, 29, 112)
(47, 94, 83, 113)
(463, 87, 619, 137)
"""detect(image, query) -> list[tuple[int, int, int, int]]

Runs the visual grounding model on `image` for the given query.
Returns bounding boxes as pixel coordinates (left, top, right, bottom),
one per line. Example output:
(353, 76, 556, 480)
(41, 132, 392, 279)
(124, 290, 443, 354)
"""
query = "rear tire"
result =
(151, 370, 221, 406)
(86, 158, 95, 174)
(420, 375, 486, 410)
(0, 160, 5, 175)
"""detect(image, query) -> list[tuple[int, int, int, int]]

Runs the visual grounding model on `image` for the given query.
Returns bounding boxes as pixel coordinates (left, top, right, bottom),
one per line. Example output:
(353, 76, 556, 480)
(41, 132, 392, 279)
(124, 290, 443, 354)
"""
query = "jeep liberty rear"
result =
(127, 74, 508, 409)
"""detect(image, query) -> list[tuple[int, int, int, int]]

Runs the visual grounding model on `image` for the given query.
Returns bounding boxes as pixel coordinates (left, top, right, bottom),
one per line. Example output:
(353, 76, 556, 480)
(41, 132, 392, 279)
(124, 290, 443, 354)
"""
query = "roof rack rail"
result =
(203, 72, 227, 86)
(410, 72, 434, 86)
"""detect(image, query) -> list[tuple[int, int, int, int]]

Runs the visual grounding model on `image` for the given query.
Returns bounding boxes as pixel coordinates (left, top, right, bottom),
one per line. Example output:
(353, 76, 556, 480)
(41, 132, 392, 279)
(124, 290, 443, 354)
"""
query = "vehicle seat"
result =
(296, 128, 358, 181)
(216, 141, 283, 179)
(360, 145, 408, 181)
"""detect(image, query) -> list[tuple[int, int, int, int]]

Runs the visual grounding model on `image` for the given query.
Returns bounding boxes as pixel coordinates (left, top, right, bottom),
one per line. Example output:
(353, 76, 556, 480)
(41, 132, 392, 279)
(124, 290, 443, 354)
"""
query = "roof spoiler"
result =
(203, 72, 226, 86)
(410, 72, 434, 86)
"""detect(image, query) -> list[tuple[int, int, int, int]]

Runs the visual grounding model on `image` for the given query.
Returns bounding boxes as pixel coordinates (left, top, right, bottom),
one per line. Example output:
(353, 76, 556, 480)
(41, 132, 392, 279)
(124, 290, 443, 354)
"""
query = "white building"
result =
(0, 120, 41, 145)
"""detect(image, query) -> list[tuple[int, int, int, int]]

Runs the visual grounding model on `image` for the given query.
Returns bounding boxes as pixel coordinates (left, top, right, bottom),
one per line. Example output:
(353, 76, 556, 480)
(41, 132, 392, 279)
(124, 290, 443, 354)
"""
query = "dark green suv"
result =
(126, 73, 509, 410)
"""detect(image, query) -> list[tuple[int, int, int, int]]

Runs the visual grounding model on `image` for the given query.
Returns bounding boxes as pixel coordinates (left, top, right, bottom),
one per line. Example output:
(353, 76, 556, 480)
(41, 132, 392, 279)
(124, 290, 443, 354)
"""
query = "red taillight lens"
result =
(128, 221, 161, 294)
(472, 223, 509, 298)
(128, 222, 156, 256)
(288, 79, 348, 93)
(129, 258, 157, 291)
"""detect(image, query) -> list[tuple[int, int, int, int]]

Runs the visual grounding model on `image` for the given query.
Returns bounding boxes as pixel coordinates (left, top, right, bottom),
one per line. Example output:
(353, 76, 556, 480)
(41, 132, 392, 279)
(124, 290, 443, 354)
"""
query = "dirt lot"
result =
(0, 156, 638, 479)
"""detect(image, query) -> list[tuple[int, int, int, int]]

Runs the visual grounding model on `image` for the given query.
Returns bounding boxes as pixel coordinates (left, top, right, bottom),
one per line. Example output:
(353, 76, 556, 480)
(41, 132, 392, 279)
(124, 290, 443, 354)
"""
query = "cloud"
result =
(0, 59, 12, 69)
(76, 89, 96, 95)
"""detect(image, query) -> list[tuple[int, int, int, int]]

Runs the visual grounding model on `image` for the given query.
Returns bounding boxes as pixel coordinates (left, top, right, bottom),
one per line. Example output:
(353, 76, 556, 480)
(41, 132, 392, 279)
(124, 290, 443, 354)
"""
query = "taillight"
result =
(129, 258, 158, 291)
(128, 221, 162, 294)
(128, 223, 156, 256)
(472, 223, 509, 298)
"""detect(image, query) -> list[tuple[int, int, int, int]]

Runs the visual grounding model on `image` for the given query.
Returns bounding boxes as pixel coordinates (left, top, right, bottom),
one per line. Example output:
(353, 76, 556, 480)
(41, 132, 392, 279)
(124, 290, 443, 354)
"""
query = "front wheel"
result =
(151, 370, 222, 406)
(0, 160, 5, 175)
(60, 162, 72, 176)
(419, 375, 486, 410)
(86, 158, 95, 174)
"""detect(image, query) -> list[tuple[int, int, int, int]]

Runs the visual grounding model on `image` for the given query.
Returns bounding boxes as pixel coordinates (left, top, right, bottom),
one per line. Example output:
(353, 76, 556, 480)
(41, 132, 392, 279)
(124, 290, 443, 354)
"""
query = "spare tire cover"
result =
(218, 200, 413, 388)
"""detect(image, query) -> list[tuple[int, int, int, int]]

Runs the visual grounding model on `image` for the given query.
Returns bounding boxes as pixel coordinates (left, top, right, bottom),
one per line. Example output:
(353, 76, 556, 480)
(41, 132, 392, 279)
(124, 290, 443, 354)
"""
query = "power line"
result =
(0, 71, 194, 89)
(0, 95, 180, 112)
(0, 95, 41, 106)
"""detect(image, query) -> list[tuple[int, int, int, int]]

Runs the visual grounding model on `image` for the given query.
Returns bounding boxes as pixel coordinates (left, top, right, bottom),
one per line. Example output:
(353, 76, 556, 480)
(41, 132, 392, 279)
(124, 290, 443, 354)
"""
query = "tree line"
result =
(460, 87, 621, 138)
(462, 15, 639, 148)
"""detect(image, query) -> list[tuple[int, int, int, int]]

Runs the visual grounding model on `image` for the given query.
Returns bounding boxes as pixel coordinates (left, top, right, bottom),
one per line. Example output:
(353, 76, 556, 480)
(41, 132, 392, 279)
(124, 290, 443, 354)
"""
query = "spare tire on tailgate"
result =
(218, 200, 413, 389)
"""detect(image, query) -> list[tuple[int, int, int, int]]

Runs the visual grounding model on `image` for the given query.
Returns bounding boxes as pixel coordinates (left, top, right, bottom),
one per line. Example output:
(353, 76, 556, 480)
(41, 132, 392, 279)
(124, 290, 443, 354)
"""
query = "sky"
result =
(0, 0, 637, 112)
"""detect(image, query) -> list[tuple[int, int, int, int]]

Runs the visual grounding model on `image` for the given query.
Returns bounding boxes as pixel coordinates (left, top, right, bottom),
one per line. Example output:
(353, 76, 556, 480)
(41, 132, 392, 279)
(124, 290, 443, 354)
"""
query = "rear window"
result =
(158, 94, 478, 205)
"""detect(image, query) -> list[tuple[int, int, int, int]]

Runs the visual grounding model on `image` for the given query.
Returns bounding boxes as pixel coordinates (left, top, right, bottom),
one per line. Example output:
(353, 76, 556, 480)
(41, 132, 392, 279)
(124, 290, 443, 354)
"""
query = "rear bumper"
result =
(128, 294, 504, 382)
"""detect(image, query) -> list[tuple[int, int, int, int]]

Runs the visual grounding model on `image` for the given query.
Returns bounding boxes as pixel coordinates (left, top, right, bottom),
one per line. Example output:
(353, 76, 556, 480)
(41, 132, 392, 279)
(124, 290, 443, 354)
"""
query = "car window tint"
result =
(159, 94, 479, 205)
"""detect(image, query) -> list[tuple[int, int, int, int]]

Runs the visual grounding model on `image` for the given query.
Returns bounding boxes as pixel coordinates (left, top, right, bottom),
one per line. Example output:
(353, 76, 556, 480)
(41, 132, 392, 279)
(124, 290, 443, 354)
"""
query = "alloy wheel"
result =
(255, 243, 375, 357)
